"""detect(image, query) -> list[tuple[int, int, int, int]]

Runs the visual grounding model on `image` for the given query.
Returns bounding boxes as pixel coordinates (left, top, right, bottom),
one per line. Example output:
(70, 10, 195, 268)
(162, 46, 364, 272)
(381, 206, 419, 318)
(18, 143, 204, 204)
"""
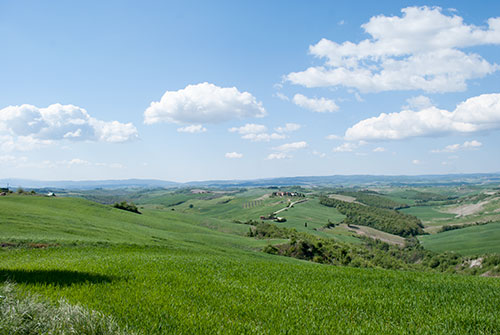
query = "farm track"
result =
(273, 199, 308, 215)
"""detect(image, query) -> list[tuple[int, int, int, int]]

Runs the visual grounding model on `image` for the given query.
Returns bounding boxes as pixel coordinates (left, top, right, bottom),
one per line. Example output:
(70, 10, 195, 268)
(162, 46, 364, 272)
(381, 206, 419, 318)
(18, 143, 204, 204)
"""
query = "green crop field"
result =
(1, 193, 500, 334)
(419, 222, 500, 255)
(400, 206, 456, 222)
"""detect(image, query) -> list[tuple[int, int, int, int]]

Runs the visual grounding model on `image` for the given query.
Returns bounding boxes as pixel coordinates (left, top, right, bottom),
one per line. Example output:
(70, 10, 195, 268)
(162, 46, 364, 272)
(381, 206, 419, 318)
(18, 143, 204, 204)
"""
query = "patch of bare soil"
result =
(255, 193, 270, 201)
(444, 200, 490, 217)
(342, 224, 405, 246)
(329, 194, 363, 204)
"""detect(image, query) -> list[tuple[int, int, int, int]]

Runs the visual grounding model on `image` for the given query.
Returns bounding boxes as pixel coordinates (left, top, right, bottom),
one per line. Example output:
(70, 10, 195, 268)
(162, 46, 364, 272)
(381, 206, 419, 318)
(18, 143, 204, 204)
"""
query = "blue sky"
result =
(1, 1, 500, 182)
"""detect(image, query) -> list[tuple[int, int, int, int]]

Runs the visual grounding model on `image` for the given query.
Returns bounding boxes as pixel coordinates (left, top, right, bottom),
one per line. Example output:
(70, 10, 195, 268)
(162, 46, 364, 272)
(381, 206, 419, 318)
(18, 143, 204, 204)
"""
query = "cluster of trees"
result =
(319, 196, 424, 237)
(335, 190, 409, 209)
(247, 222, 296, 239)
(438, 221, 492, 233)
(113, 201, 141, 214)
(261, 228, 500, 275)
(399, 190, 457, 205)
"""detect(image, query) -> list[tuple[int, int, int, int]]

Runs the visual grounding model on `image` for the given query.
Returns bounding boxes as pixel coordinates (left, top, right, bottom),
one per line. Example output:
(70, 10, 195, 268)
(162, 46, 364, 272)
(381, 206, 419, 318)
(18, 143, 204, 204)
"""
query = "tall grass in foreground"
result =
(0, 282, 137, 335)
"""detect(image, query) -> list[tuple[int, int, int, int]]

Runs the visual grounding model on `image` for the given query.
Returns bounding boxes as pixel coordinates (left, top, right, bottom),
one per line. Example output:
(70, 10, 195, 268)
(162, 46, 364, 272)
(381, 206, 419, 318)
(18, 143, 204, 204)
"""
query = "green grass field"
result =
(419, 222, 500, 255)
(1, 194, 500, 334)
(400, 206, 456, 222)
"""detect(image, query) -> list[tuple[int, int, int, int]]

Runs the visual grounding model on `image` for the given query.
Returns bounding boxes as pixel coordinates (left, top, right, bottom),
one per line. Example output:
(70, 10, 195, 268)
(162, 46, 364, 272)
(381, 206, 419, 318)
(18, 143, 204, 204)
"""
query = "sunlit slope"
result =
(1, 245, 499, 334)
(0, 195, 271, 250)
(1, 195, 500, 334)
(419, 222, 500, 255)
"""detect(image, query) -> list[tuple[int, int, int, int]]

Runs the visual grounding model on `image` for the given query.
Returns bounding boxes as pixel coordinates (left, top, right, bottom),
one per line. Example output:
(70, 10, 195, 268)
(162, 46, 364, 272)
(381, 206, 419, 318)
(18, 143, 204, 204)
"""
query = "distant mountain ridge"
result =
(1, 173, 500, 190)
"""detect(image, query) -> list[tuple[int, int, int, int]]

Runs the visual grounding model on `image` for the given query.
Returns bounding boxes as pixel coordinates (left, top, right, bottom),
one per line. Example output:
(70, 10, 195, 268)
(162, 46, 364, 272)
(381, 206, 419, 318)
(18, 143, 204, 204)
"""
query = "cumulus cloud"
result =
(287, 6, 500, 93)
(345, 93, 500, 141)
(333, 141, 367, 152)
(0, 103, 138, 151)
(373, 147, 386, 152)
(177, 125, 207, 133)
(275, 123, 301, 133)
(326, 134, 342, 140)
(274, 92, 290, 101)
(229, 123, 286, 142)
(292, 94, 339, 113)
(267, 141, 307, 160)
(431, 140, 482, 153)
(312, 150, 326, 158)
(403, 96, 433, 110)
(412, 159, 422, 165)
(229, 123, 267, 135)
(273, 141, 308, 152)
(225, 152, 243, 159)
(333, 142, 358, 152)
(144, 82, 266, 125)
(266, 152, 291, 160)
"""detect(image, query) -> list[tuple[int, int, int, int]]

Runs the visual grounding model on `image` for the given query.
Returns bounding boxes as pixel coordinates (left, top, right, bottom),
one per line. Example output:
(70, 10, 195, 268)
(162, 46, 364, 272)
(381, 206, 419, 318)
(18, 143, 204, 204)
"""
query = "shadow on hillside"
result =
(0, 269, 114, 286)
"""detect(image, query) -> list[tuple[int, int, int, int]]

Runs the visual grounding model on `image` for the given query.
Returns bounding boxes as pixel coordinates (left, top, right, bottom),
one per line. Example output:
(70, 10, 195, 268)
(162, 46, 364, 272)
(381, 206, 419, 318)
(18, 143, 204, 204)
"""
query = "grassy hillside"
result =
(419, 222, 500, 255)
(1, 194, 500, 334)
(0, 195, 272, 250)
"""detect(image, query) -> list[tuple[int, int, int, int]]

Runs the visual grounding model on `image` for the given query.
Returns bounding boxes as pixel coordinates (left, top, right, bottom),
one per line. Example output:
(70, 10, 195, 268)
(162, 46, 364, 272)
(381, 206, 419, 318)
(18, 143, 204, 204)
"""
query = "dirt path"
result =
(273, 199, 308, 215)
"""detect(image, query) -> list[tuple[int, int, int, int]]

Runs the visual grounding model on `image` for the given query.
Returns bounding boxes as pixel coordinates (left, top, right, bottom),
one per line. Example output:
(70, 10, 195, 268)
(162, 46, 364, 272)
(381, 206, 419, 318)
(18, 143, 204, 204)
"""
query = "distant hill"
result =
(1, 173, 499, 190)
(0, 178, 180, 190)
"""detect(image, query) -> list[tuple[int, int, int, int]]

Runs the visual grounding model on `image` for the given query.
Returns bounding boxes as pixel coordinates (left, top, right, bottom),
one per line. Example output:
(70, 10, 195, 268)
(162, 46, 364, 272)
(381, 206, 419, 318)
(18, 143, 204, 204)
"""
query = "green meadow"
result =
(419, 222, 500, 255)
(1, 189, 500, 334)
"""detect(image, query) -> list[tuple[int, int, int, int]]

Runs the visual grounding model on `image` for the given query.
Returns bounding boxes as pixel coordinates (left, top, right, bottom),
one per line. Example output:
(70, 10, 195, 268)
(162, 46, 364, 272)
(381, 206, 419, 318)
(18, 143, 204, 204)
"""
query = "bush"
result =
(113, 201, 141, 214)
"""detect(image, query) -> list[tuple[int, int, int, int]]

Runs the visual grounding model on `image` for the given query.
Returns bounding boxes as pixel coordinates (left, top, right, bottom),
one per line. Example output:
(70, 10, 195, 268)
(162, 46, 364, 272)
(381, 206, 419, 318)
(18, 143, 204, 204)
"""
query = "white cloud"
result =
(266, 152, 291, 160)
(225, 152, 243, 159)
(0, 103, 138, 151)
(0, 155, 28, 164)
(242, 133, 286, 142)
(229, 123, 267, 135)
(177, 125, 207, 133)
(267, 141, 307, 160)
(403, 96, 433, 110)
(326, 134, 342, 140)
(431, 140, 482, 153)
(333, 141, 366, 152)
(273, 141, 308, 152)
(412, 159, 422, 165)
(333, 142, 357, 152)
(292, 94, 339, 113)
(274, 92, 289, 101)
(312, 150, 326, 158)
(275, 123, 301, 133)
(67, 158, 91, 166)
(345, 93, 500, 141)
(144, 82, 266, 125)
(373, 147, 386, 152)
(463, 140, 482, 148)
(229, 123, 285, 142)
(287, 6, 500, 93)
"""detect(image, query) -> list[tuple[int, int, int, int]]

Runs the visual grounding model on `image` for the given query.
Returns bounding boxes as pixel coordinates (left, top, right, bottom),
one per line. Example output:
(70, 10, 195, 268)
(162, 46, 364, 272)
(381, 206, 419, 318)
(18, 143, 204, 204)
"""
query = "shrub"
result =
(113, 201, 141, 214)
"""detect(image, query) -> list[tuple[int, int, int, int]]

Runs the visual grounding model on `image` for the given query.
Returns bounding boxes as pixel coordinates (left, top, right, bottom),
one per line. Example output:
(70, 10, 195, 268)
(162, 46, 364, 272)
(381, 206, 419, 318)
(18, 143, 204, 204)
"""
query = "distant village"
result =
(271, 191, 305, 197)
